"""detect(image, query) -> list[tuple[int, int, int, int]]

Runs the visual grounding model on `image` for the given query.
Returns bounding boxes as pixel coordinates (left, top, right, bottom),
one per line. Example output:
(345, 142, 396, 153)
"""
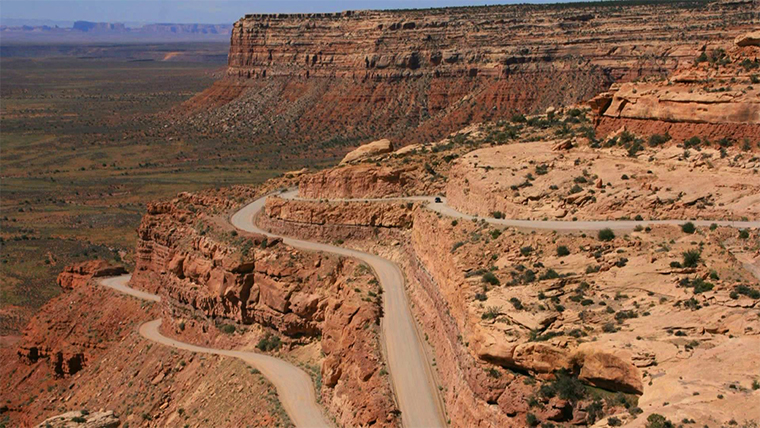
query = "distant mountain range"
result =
(0, 20, 232, 43)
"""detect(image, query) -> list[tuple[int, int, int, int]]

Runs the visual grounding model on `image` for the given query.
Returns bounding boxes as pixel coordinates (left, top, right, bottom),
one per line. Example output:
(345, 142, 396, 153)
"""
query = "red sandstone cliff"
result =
(180, 2, 757, 155)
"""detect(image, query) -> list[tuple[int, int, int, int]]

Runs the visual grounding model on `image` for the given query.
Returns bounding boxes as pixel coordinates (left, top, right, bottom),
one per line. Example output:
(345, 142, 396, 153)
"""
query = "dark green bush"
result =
(482, 272, 500, 286)
(645, 414, 674, 428)
(256, 333, 282, 352)
(682, 249, 701, 268)
(648, 133, 671, 147)
(598, 228, 615, 242)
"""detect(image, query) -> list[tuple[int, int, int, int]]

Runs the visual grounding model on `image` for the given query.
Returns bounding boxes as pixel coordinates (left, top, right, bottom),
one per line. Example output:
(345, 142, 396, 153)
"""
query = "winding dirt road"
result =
(232, 195, 448, 428)
(279, 189, 760, 232)
(98, 275, 332, 428)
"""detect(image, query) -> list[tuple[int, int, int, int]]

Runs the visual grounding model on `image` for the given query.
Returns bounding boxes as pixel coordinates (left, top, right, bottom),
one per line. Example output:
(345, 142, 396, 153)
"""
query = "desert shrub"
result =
(539, 269, 560, 280)
(739, 229, 750, 239)
(680, 277, 714, 294)
(586, 398, 605, 424)
(474, 292, 487, 301)
(670, 261, 682, 268)
(539, 369, 587, 402)
(735, 285, 760, 299)
(615, 310, 638, 322)
(520, 246, 534, 256)
(681, 222, 696, 234)
(482, 306, 501, 320)
(482, 272, 500, 286)
(510, 297, 524, 310)
(683, 136, 701, 148)
(598, 228, 615, 241)
(451, 241, 465, 253)
(682, 249, 701, 268)
(648, 133, 671, 147)
(491, 211, 504, 219)
(693, 279, 714, 294)
(645, 414, 674, 428)
(603, 322, 617, 333)
(627, 141, 644, 157)
(608, 417, 622, 426)
(526, 413, 540, 427)
(556, 245, 570, 257)
(219, 324, 236, 334)
(256, 333, 282, 352)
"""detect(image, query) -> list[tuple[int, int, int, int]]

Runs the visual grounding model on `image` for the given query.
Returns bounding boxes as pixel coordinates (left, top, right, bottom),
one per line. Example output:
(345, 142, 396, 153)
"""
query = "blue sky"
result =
(1, 1, 570, 25)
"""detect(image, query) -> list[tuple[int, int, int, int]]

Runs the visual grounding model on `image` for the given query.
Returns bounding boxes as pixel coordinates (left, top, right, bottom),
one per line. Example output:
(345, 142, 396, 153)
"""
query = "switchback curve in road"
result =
(98, 275, 332, 428)
(231, 195, 448, 428)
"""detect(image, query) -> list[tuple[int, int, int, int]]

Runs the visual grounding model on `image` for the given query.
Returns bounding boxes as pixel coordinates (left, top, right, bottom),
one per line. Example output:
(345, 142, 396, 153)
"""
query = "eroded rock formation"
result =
(593, 31, 760, 142)
(57, 260, 126, 290)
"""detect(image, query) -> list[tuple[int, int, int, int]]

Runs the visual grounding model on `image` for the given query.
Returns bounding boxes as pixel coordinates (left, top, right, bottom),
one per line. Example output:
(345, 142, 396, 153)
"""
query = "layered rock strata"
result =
(131, 189, 398, 427)
(592, 31, 760, 143)
(183, 2, 757, 152)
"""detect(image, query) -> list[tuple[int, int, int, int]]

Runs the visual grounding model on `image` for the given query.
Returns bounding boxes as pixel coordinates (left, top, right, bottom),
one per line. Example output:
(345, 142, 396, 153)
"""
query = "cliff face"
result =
(183, 2, 757, 152)
(131, 188, 398, 427)
(226, 5, 745, 81)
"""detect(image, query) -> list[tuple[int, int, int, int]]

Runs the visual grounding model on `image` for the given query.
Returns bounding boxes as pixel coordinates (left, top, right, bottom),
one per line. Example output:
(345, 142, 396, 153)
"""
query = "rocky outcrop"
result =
(341, 139, 393, 164)
(56, 260, 126, 290)
(34, 410, 120, 428)
(579, 352, 644, 395)
(593, 35, 760, 143)
(17, 271, 149, 378)
(299, 164, 413, 199)
(735, 30, 760, 47)
(265, 196, 414, 228)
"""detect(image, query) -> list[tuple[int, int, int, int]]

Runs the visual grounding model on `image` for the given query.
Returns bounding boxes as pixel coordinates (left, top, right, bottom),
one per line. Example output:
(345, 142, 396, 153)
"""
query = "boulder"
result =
(512, 342, 571, 374)
(579, 352, 644, 394)
(552, 139, 573, 151)
(340, 139, 394, 164)
(735, 30, 760, 47)
(588, 92, 613, 116)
